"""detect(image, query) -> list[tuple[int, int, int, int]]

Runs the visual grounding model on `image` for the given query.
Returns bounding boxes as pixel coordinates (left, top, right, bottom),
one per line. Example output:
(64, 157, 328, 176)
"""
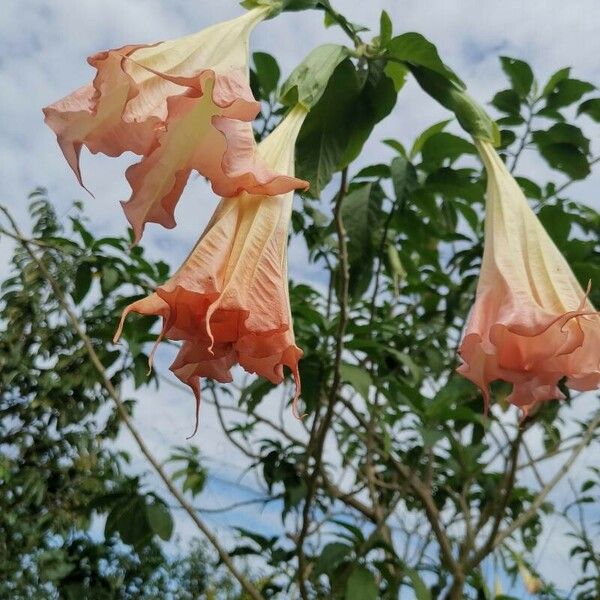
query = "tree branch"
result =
(297, 168, 350, 599)
(493, 409, 600, 549)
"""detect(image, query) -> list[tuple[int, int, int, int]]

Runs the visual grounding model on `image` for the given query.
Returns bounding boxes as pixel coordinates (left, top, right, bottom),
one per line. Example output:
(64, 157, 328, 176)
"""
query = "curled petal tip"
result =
(458, 140, 600, 413)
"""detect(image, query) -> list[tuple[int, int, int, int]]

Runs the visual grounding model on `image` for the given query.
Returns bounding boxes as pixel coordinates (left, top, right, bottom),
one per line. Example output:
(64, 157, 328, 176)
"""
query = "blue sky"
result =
(2, 0, 600, 596)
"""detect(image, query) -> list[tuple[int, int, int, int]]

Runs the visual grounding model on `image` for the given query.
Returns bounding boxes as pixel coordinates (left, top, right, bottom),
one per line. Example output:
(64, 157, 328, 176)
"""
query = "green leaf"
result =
(298, 353, 326, 412)
(345, 566, 378, 600)
(387, 33, 463, 87)
(240, 377, 276, 411)
(340, 183, 384, 298)
(577, 97, 600, 122)
(390, 154, 418, 203)
(405, 568, 431, 600)
(515, 176, 542, 200)
(296, 60, 397, 195)
(533, 124, 591, 179)
(38, 549, 75, 581)
(146, 501, 174, 541)
(533, 123, 590, 154)
(500, 56, 534, 97)
(105, 495, 152, 548)
(383, 138, 407, 156)
(409, 119, 452, 159)
(537, 144, 589, 180)
(253, 52, 280, 96)
(280, 44, 349, 109)
(72, 263, 92, 304)
(420, 132, 476, 166)
(100, 264, 120, 294)
(383, 60, 409, 92)
(354, 164, 391, 179)
(541, 66, 571, 97)
(545, 78, 595, 109)
(182, 472, 207, 496)
(132, 353, 149, 389)
(281, 0, 322, 11)
(340, 363, 372, 400)
(332, 519, 365, 544)
(379, 10, 392, 46)
(70, 218, 94, 247)
(538, 204, 572, 244)
(491, 89, 521, 115)
(315, 542, 352, 575)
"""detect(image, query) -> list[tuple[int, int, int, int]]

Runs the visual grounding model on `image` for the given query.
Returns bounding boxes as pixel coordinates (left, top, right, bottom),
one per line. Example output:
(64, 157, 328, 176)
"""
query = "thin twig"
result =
(509, 103, 535, 173)
(493, 409, 600, 549)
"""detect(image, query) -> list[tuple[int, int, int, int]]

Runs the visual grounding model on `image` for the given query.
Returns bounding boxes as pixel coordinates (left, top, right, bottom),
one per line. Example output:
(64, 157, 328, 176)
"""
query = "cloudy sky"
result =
(2, 0, 600, 596)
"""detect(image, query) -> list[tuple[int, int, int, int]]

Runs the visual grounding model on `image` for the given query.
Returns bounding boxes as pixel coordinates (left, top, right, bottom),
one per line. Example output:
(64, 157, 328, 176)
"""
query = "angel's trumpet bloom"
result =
(518, 563, 543, 594)
(114, 106, 309, 432)
(43, 8, 303, 242)
(458, 140, 600, 416)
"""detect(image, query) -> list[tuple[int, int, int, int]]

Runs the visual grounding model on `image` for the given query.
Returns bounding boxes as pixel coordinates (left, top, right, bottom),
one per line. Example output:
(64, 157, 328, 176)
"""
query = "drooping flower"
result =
(43, 7, 303, 242)
(458, 140, 600, 416)
(114, 105, 309, 431)
(518, 562, 543, 594)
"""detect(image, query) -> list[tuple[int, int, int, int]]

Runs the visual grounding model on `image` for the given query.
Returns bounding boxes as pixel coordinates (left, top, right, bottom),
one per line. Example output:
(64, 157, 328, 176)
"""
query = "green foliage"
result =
(0, 193, 231, 598)
(500, 56, 534, 98)
(295, 58, 397, 195)
(226, 50, 599, 600)
(387, 32, 463, 86)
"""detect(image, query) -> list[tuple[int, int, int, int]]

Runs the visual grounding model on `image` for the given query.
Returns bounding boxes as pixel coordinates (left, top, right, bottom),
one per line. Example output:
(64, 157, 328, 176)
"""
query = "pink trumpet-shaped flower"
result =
(43, 8, 304, 242)
(458, 140, 600, 416)
(114, 106, 309, 433)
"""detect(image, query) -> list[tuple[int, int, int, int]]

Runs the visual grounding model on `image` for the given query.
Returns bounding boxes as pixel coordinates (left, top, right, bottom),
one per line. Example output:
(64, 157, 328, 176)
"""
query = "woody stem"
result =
(296, 167, 350, 600)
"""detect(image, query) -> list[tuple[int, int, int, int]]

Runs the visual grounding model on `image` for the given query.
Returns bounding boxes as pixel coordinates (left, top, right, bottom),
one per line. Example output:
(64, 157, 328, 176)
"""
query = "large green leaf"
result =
(491, 89, 521, 115)
(296, 60, 397, 195)
(500, 56, 534, 97)
(241, 0, 322, 12)
(545, 78, 595, 109)
(541, 66, 571, 97)
(533, 123, 591, 179)
(315, 542, 352, 575)
(387, 33, 463, 87)
(280, 44, 349, 109)
(105, 495, 152, 548)
(391, 155, 417, 209)
(537, 204, 571, 244)
(72, 263, 92, 304)
(340, 183, 384, 298)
